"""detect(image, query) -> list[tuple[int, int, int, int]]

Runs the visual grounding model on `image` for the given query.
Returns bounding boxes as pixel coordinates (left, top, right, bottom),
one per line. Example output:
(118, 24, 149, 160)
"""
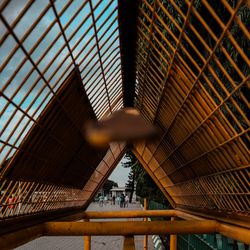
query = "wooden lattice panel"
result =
(3, 69, 108, 188)
(0, 0, 125, 220)
(135, 0, 250, 218)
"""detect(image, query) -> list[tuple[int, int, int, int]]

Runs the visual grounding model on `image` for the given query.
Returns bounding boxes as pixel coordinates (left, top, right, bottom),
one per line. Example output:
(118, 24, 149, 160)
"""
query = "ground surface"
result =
(15, 201, 155, 250)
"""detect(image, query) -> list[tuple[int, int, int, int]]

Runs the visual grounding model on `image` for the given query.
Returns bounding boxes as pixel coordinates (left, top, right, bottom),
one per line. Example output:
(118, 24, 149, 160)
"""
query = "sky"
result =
(0, 0, 122, 162)
(109, 157, 130, 187)
(0, 0, 127, 189)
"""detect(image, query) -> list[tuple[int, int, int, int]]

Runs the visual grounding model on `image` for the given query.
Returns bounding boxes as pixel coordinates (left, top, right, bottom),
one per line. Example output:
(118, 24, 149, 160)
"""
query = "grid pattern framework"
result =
(0, 142, 125, 219)
(0, 0, 124, 218)
(0, 0, 249, 224)
(134, 0, 250, 218)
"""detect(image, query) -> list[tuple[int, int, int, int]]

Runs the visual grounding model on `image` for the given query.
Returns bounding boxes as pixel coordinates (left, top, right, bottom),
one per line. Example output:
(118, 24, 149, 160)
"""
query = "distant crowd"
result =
(98, 193, 129, 208)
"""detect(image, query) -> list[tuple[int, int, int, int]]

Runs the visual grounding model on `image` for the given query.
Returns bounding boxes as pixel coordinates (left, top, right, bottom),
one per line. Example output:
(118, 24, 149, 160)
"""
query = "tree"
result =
(136, 167, 170, 207)
(103, 179, 118, 196)
(122, 150, 143, 203)
(122, 150, 170, 206)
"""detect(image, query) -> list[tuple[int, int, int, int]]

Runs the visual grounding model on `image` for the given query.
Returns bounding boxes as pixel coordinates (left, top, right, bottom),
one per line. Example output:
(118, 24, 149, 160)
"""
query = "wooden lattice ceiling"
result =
(0, 0, 249, 232)
(0, 0, 126, 221)
(133, 0, 250, 221)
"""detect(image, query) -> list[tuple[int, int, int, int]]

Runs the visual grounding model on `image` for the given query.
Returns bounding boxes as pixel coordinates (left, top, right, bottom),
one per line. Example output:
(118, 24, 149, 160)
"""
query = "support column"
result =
(124, 236, 135, 250)
(144, 198, 148, 250)
(83, 219, 91, 250)
(170, 217, 177, 250)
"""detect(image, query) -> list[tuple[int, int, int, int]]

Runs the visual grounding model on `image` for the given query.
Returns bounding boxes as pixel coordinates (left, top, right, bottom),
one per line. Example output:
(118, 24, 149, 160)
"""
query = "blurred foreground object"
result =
(84, 108, 157, 147)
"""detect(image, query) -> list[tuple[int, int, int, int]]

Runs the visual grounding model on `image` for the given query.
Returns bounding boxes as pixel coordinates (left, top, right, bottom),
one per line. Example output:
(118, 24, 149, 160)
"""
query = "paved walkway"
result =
(16, 201, 155, 250)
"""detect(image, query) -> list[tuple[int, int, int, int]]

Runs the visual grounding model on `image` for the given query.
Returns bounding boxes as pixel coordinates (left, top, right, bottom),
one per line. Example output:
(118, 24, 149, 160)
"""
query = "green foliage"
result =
(122, 150, 143, 202)
(103, 179, 118, 195)
(136, 166, 170, 206)
(151, 0, 250, 146)
(122, 150, 170, 206)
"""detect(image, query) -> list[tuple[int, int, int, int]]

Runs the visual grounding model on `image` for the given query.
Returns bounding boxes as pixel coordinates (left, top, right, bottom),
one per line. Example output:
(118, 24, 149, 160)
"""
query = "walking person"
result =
(104, 195, 108, 205)
(116, 196, 120, 206)
(99, 195, 104, 207)
(120, 193, 125, 208)
(8, 194, 15, 216)
(125, 194, 129, 207)
(112, 195, 116, 205)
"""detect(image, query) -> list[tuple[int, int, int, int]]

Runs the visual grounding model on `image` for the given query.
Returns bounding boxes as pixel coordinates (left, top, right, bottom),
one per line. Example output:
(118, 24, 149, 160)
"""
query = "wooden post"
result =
(124, 236, 135, 250)
(170, 217, 177, 250)
(144, 198, 148, 250)
(83, 219, 91, 250)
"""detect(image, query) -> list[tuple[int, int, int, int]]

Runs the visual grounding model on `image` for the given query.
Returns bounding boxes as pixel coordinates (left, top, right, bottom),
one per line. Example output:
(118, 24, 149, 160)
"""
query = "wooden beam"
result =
(218, 223, 250, 246)
(82, 209, 176, 219)
(1, 217, 250, 249)
(0, 223, 45, 250)
(44, 220, 250, 244)
(82, 209, 203, 220)
(45, 220, 218, 236)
